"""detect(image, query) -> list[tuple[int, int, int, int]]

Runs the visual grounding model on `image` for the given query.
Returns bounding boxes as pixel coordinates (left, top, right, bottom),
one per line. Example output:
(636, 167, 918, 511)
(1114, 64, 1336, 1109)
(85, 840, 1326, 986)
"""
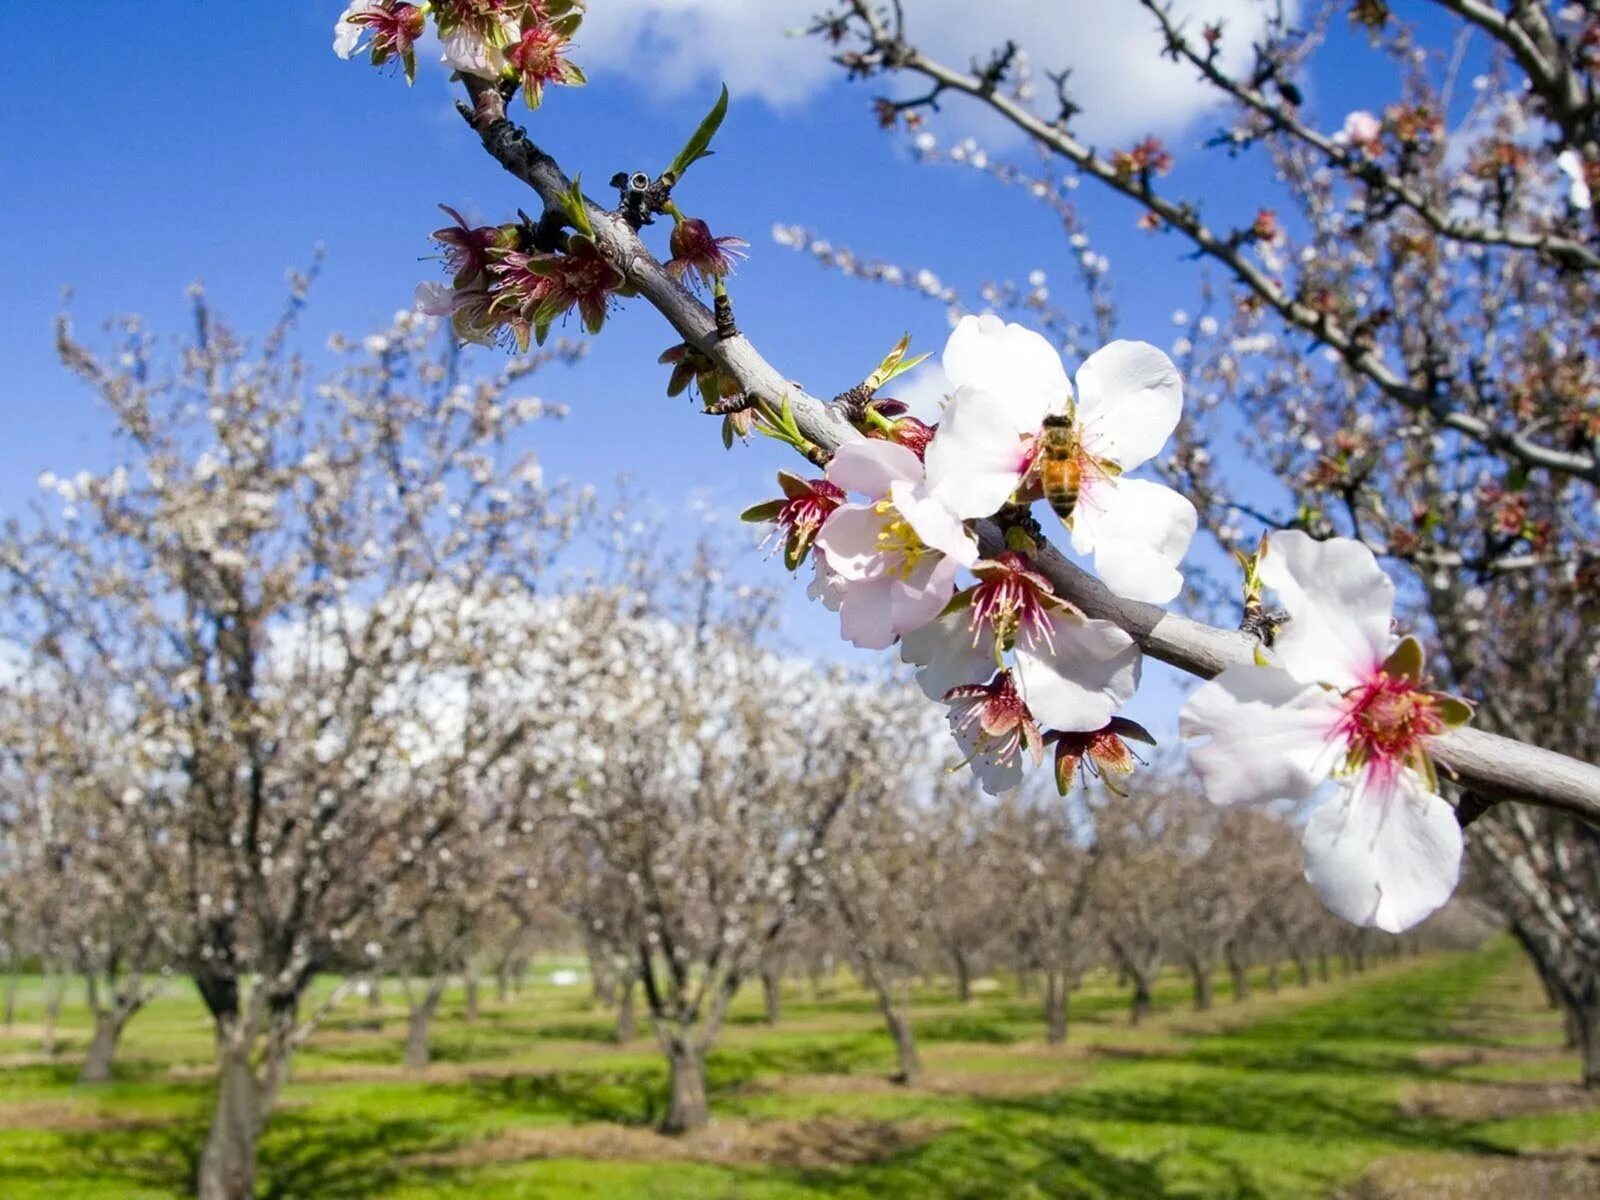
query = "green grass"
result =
(0, 941, 1593, 1198)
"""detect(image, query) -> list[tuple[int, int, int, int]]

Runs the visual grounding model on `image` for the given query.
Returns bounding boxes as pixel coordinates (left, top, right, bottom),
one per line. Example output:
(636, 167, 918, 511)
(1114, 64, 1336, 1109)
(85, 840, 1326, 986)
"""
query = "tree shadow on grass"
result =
(257, 1111, 450, 1199)
(466, 1065, 668, 1127)
(989, 1076, 1516, 1158)
(798, 1121, 1274, 1200)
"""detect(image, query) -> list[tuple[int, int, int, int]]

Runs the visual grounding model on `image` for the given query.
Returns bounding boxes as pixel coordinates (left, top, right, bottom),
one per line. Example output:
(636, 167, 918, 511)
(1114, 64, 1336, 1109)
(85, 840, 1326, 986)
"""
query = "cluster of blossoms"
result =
(336, 1, 587, 106)
(749, 316, 1193, 797)
(746, 320, 1473, 933)
(334, 26, 1485, 937)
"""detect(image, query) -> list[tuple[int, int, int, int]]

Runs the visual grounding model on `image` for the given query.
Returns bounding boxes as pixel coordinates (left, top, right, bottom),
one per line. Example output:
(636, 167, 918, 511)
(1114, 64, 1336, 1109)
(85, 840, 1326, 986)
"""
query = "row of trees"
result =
(0, 292, 1485, 1196)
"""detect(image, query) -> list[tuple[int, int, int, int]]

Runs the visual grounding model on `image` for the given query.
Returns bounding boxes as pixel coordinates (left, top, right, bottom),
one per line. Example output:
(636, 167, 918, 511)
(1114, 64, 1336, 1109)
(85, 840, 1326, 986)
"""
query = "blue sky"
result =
(0, 2, 1434, 737)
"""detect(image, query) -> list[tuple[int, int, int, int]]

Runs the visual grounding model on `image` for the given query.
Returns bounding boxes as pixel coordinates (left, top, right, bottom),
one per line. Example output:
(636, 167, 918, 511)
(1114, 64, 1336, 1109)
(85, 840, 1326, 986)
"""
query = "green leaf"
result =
(667, 84, 730, 182)
(555, 176, 594, 239)
(936, 589, 976, 619)
(1381, 635, 1425, 684)
(1106, 717, 1158, 746)
(740, 499, 785, 523)
(1432, 693, 1474, 727)
(865, 335, 931, 393)
(782, 535, 807, 572)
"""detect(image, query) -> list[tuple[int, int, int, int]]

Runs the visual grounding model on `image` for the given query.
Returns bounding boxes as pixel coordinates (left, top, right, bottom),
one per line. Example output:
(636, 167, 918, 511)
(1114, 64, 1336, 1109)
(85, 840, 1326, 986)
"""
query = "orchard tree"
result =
(537, 555, 926, 1132)
(0, 285, 582, 1199)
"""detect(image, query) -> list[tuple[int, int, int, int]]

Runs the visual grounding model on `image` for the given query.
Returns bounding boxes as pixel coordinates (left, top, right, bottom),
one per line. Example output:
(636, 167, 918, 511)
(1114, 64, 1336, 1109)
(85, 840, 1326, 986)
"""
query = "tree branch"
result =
(453, 75, 1600, 828)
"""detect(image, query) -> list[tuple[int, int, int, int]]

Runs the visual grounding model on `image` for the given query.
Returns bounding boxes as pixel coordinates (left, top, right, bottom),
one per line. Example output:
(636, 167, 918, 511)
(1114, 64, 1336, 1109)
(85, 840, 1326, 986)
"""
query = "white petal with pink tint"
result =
(942, 314, 1071, 432)
(1260, 530, 1395, 690)
(901, 612, 997, 701)
(1301, 769, 1463, 933)
(950, 719, 1024, 796)
(890, 480, 978, 567)
(1074, 340, 1183, 471)
(826, 439, 922, 498)
(923, 386, 1033, 519)
(1070, 477, 1196, 603)
(441, 28, 508, 78)
(813, 504, 888, 581)
(1013, 614, 1141, 732)
(1180, 665, 1344, 807)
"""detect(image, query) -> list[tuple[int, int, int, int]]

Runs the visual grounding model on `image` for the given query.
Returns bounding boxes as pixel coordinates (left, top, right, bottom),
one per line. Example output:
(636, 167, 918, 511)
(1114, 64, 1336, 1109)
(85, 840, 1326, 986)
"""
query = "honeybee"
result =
(1036, 414, 1082, 526)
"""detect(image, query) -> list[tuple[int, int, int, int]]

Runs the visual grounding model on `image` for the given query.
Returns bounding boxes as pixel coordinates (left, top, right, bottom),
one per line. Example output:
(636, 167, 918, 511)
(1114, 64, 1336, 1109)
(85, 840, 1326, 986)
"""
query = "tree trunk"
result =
(1572, 997, 1600, 1089)
(404, 987, 444, 1070)
(196, 1044, 263, 1200)
(3, 966, 17, 1028)
(661, 1037, 709, 1134)
(1130, 975, 1153, 1025)
(40, 974, 66, 1058)
(78, 1008, 130, 1084)
(1294, 955, 1312, 988)
(1228, 955, 1251, 1003)
(615, 978, 636, 1044)
(1188, 961, 1214, 1012)
(463, 973, 480, 1024)
(1317, 952, 1331, 983)
(1267, 962, 1281, 993)
(761, 967, 782, 1026)
(495, 967, 511, 1004)
(952, 949, 972, 1004)
(886, 1008, 921, 1085)
(1044, 969, 1068, 1045)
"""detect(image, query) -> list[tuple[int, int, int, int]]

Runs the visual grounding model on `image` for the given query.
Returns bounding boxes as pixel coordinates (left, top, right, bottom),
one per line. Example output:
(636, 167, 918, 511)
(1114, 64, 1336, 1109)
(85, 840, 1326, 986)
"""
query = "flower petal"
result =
(922, 386, 1034, 519)
(813, 504, 887, 581)
(942, 315, 1071, 432)
(1013, 615, 1141, 732)
(1179, 664, 1344, 807)
(333, 12, 365, 59)
(900, 612, 997, 701)
(837, 577, 898, 650)
(807, 556, 845, 612)
(1301, 770, 1463, 933)
(1074, 340, 1183, 470)
(950, 720, 1024, 796)
(890, 480, 978, 567)
(1072, 477, 1196, 604)
(441, 29, 507, 78)
(1260, 530, 1395, 690)
(887, 554, 960, 638)
(825, 439, 923, 498)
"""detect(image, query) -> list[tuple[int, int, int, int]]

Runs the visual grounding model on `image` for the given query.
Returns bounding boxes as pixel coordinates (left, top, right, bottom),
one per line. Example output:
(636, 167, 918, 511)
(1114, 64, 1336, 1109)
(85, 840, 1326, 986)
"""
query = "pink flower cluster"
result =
(335, 1, 587, 108)
(751, 316, 1194, 795)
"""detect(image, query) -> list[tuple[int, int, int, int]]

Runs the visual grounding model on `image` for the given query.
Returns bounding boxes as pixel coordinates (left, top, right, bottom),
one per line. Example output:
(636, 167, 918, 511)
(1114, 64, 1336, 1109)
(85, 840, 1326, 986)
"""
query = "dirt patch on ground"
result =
(745, 1067, 1080, 1098)
(1344, 1153, 1600, 1200)
(412, 1114, 949, 1172)
(0, 1100, 172, 1132)
(1410, 1042, 1572, 1071)
(1399, 1080, 1597, 1122)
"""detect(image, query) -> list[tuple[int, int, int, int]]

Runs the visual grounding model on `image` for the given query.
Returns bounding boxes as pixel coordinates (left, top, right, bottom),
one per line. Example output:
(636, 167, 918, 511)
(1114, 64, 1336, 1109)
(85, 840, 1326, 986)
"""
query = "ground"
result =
(0, 940, 1594, 1198)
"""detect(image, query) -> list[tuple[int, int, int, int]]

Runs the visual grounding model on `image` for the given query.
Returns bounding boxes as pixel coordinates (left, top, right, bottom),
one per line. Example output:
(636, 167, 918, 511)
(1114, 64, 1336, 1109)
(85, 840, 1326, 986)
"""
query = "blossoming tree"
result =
(332, 0, 1600, 1087)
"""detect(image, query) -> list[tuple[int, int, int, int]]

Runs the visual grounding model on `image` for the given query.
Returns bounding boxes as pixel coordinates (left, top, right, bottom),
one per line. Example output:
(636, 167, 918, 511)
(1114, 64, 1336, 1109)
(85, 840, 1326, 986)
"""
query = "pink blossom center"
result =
(970, 555, 1056, 651)
(779, 483, 844, 540)
(946, 673, 1042, 767)
(510, 28, 567, 83)
(1338, 671, 1444, 778)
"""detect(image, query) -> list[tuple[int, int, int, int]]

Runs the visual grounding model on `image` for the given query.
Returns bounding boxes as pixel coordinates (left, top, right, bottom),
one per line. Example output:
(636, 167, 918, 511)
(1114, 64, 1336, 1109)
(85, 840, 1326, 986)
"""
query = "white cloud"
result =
(577, 0, 1292, 141)
(891, 358, 952, 425)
